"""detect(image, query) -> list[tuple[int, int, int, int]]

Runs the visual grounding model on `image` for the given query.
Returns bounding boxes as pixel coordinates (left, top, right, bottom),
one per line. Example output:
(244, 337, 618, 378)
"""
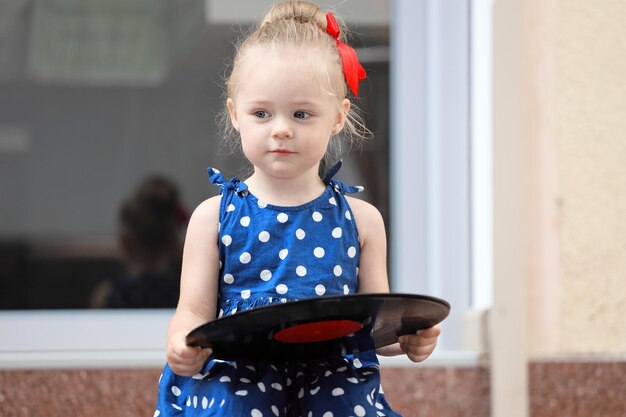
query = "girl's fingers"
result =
(418, 325, 441, 338)
(400, 342, 437, 363)
(400, 340, 437, 354)
(169, 348, 212, 376)
(399, 327, 439, 362)
(177, 345, 202, 358)
(398, 325, 441, 346)
(398, 334, 437, 347)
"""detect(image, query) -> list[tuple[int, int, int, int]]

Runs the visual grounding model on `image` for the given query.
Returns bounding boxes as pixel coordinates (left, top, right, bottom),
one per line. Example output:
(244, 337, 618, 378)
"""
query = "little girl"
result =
(155, 2, 440, 416)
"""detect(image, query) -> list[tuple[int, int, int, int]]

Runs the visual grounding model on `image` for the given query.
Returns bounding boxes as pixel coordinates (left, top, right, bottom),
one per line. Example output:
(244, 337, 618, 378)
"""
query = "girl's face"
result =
(227, 46, 349, 181)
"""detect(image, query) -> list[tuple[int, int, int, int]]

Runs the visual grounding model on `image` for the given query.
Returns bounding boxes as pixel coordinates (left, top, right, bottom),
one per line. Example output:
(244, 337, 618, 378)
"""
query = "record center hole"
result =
(274, 320, 363, 343)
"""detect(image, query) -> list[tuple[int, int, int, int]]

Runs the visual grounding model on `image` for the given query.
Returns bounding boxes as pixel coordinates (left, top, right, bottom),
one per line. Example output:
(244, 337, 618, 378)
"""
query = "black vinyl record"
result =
(186, 293, 450, 362)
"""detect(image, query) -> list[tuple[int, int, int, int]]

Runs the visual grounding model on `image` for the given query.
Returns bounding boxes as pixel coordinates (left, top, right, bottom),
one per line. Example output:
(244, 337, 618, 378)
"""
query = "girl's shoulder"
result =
(344, 195, 385, 235)
(188, 195, 222, 230)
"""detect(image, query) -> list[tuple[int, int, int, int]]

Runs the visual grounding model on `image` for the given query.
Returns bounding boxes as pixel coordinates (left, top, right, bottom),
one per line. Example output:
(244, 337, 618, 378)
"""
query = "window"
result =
(0, 0, 484, 367)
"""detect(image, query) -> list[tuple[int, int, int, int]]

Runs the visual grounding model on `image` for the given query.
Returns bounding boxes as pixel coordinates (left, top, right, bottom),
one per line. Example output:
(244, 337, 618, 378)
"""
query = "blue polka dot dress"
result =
(155, 164, 402, 417)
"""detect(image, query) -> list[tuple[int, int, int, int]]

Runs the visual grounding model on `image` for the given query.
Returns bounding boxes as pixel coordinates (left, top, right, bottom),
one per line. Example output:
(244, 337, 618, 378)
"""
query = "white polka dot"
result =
(240, 252, 251, 264)
(310, 386, 320, 395)
(347, 246, 357, 258)
(154, 410, 160, 417)
(240, 216, 251, 227)
(259, 231, 270, 242)
(251, 409, 263, 417)
(209, 398, 215, 408)
(343, 285, 350, 295)
(257, 382, 266, 392)
(277, 213, 288, 223)
(171, 386, 181, 396)
(296, 266, 307, 277)
(171, 404, 182, 411)
(260, 270, 272, 281)
(353, 358, 363, 368)
(271, 383, 283, 391)
(345, 210, 352, 220)
(219, 376, 231, 382)
(332, 388, 345, 396)
(258, 200, 268, 208)
(226, 204, 235, 212)
(376, 402, 384, 410)
(347, 377, 359, 384)
(224, 274, 234, 284)
(332, 227, 342, 238)
(271, 406, 280, 416)
(279, 249, 288, 260)
(276, 284, 288, 294)
(220, 399, 225, 407)
(202, 397, 208, 409)
(295, 228, 305, 240)
(315, 284, 326, 295)
(333, 265, 342, 276)
(298, 388, 304, 399)
(354, 405, 366, 416)
(323, 412, 334, 417)
(186, 396, 192, 407)
(312, 212, 323, 222)
(329, 197, 337, 205)
(235, 390, 248, 396)
(221, 235, 232, 246)
(241, 289, 251, 299)
(193, 396, 198, 408)
(314, 247, 325, 258)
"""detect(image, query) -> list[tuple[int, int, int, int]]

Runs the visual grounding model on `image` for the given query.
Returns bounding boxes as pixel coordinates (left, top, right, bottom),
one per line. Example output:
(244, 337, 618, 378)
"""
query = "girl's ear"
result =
(332, 99, 351, 135)
(226, 98, 240, 131)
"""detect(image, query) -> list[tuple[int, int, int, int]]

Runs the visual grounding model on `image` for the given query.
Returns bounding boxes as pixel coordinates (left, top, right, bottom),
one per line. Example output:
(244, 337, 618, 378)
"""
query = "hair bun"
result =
(261, 1, 326, 28)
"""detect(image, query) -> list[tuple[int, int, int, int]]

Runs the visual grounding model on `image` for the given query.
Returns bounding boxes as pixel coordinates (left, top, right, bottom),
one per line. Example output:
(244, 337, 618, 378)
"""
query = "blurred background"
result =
(1, 0, 625, 416)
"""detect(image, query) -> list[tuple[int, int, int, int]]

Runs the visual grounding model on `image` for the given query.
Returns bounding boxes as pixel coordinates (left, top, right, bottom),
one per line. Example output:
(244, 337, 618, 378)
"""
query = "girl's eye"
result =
(294, 111, 310, 119)
(254, 111, 269, 118)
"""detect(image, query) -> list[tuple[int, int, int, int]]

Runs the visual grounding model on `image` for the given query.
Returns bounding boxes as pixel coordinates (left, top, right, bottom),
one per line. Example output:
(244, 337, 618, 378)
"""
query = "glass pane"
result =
(0, 0, 389, 309)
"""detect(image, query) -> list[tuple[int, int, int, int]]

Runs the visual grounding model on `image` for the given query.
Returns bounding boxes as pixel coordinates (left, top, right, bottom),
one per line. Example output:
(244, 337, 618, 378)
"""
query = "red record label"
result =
(274, 320, 364, 343)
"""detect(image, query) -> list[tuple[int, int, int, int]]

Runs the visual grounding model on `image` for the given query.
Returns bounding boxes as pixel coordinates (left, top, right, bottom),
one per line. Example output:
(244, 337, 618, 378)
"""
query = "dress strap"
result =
(207, 167, 249, 196)
(323, 160, 365, 194)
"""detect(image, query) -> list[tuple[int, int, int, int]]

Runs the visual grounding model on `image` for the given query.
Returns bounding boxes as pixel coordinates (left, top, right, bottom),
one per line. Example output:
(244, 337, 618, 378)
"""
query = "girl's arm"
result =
(347, 196, 440, 361)
(166, 196, 221, 376)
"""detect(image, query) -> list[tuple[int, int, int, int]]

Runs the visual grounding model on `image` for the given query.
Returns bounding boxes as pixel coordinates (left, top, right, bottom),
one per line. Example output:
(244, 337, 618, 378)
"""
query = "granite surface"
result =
(0, 361, 624, 417)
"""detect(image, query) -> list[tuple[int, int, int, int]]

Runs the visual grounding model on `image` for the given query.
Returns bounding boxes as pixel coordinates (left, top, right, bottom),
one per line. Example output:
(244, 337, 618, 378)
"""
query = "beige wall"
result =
(528, 0, 626, 355)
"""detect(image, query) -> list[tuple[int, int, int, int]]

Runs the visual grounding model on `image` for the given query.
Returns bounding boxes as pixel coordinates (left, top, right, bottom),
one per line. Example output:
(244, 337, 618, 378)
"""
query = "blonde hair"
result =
(218, 1, 372, 176)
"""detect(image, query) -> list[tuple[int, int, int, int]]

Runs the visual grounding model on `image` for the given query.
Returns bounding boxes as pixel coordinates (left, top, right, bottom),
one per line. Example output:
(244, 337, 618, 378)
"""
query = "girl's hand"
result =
(166, 331, 212, 376)
(398, 325, 441, 363)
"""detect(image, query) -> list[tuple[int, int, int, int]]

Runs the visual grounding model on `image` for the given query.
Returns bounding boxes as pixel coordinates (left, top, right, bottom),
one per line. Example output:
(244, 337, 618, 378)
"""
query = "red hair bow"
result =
(325, 12, 366, 97)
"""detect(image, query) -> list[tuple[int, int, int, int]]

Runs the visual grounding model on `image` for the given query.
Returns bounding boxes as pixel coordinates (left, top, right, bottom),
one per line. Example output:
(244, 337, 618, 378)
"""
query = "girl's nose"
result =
(271, 118, 293, 139)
